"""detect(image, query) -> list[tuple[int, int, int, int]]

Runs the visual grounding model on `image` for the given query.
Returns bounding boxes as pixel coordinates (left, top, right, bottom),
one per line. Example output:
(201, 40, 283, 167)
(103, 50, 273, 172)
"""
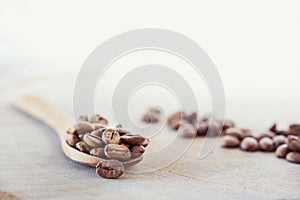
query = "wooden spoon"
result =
(13, 95, 143, 167)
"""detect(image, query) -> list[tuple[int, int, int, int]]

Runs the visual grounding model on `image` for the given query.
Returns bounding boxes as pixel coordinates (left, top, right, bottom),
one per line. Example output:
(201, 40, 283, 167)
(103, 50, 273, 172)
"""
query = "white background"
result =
(1, 0, 300, 128)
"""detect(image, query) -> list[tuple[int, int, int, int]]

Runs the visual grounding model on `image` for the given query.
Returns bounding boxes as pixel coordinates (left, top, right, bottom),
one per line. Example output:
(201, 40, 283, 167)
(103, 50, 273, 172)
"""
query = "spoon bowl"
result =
(13, 95, 143, 167)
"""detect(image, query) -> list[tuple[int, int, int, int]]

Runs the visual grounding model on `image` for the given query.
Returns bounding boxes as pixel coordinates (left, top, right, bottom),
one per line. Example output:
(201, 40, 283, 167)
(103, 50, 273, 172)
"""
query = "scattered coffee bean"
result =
(104, 144, 131, 161)
(78, 115, 88, 121)
(240, 137, 259, 152)
(90, 147, 105, 158)
(183, 112, 197, 124)
(131, 145, 145, 158)
(223, 127, 244, 140)
(66, 133, 80, 147)
(287, 135, 300, 152)
(96, 160, 124, 179)
(196, 122, 209, 136)
(74, 121, 95, 135)
(259, 137, 275, 152)
(75, 141, 89, 153)
(102, 128, 121, 144)
(83, 133, 103, 148)
(275, 144, 289, 158)
(222, 135, 240, 148)
(121, 134, 145, 145)
(142, 107, 161, 123)
(273, 135, 287, 147)
(89, 114, 108, 125)
(178, 123, 197, 138)
(253, 131, 275, 140)
(222, 120, 235, 131)
(167, 111, 186, 130)
(286, 152, 300, 164)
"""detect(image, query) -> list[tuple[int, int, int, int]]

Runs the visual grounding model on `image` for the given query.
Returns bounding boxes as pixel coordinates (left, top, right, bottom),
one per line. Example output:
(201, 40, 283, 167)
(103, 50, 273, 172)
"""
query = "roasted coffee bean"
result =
(83, 133, 103, 148)
(275, 144, 289, 158)
(273, 135, 287, 147)
(131, 145, 145, 158)
(178, 123, 197, 138)
(121, 134, 145, 145)
(168, 111, 186, 130)
(286, 152, 300, 164)
(90, 147, 105, 158)
(269, 123, 278, 133)
(240, 137, 259, 151)
(74, 121, 95, 135)
(96, 160, 124, 179)
(183, 112, 197, 123)
(93, 123, 106, 130)
(115, 128, 131, 136)
(259, 137, 275, 152)
(90, 128, 106, 138)
(277, 130, 290, 136)
(224, 127, 244, 140)
(196, 122, 209, 136)
(253, 131, 275, 140)
(89, 114, 108, 125)
(288, 125, 300, 136)
(142, 107, 161, 123)
(141, 138, 150, 147)
(104, 144, 131, 161)
(221, 135, 240, 148)
(66, 127, 77, 135)
(287, 135, 300, 152)
(78, 115, 88, 121)
(66, 133, 80, 147)
(222, 120, 235, 131)
(75, 141, 89, 153)
(102, 129, 120, 144)
(207, 122, 222, 137)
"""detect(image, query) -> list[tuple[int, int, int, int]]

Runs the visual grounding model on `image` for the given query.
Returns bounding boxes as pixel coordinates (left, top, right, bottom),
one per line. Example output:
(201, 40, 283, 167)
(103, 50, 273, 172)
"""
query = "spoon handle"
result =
(13, 95, 72, 140)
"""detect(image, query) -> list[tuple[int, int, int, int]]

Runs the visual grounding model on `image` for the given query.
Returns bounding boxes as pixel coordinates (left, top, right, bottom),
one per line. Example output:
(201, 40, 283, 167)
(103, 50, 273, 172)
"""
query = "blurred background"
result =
(1, 0, 300, 128)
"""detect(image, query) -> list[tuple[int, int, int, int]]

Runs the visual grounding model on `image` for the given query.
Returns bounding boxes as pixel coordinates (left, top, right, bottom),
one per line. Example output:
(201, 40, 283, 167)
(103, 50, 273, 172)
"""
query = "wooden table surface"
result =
(1, 77, 299, 200)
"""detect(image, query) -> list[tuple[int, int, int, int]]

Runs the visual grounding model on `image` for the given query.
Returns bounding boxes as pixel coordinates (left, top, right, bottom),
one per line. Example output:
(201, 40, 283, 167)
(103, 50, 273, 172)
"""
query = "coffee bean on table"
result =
(253, 131, 275, 140)
(275, 144, 289, 158)
(196, 122, 209, 136)
(273, 135, 287, 147)
(222, 120, 235, 131)
(83, 133, 103, 148)
(178, 123, 197, 138)
(142, 107, 161, 123)
(223, 127, 244, 140)
(221, 135, 240, 148)
(131, 145, 145, 158)
(286, 152, 300, 164)
(89, 114, 108, 125)
(75, 141, 89, 153)
(74, 121, 95, 135)
(96, 160, 125, 179)
(78, 115, 88, 121)
(287, 135, 300, 152)
(240, 137, 259, 151)
(104, 144, 131, 161)
(90, 147, 106, 158)
(259, 137, 275, 152)
(102, 128, 121, 144)
(121, 134, 145, 145)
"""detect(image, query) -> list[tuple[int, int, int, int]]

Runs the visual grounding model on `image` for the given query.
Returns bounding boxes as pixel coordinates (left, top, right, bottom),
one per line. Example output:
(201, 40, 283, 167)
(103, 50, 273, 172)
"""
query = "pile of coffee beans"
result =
(222, 123, 300, 164)
(167, 111, 235, 138)
(66, 114, 149, 179)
